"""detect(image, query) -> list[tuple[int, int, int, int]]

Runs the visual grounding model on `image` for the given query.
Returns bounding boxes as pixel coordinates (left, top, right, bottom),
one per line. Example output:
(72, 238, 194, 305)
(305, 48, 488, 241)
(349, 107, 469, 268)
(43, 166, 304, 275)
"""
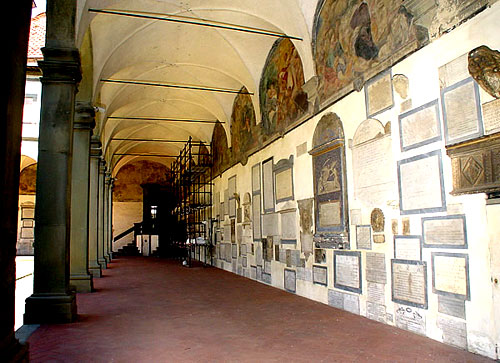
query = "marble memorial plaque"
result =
(394, 235, 422, 261)
(432, 252, 470, 300)
(264, 260, 272, 273)
(252, 163, 261, 193)
(232, 243, 237, 259)
(392, 259, 427, 308)
(356, 225, 372, 250)
(366, 252, 387, 284)
(262, 213, 279, 237)
(438, 53, 469, 89)
(437, 316, 467, 349)
(250, 265, 257, 279)
(395, 305, 426, 335)
(242, 256, 248, 268)
(224, 243, 232, 263)
(438, 295, 466, 319)
(252, 194, 261, 240)
(373, 234, 385, 244)
(367, 302, 386, 323)
(319, 201, 341, 227)
(367, 282, 386, 305)
(262, 158, 275, 212)
(297, 267, 313, 282)
(482, 98, 500, 135)
(229, 199, 236, 219)
(343, 294, 360, 314)
(290, 250, 300, 267)
(365, 70, 394, 117)
(275, 168, 294, 203)
(281, 210, 297, 242)
(262, 272, 272, 284)
(256, 265, 262, 281)
(328, 290, 344, 309)
(399, 100, 441, 151)
(313, 265, 328, 286)
(224, 189, 229, 216)
(442, 78, 483, 145)
(231, 219, 236, 244)
(284, 269, 296, 293)
(352, 134, 394, 206)
(422, 215, 467, 248)
(350, 209, 362, 226)
(256, 244, 262, 265)
(397, 150, 446, 214)
(279, 248, 286, 263)
(334, 251, 362, 293)
(274, 245, 280, 262)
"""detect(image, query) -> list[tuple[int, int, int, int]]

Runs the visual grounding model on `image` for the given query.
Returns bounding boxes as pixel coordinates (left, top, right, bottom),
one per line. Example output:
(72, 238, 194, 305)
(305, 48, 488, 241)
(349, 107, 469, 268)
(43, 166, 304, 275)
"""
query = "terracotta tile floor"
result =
(27, 257, 492, 362)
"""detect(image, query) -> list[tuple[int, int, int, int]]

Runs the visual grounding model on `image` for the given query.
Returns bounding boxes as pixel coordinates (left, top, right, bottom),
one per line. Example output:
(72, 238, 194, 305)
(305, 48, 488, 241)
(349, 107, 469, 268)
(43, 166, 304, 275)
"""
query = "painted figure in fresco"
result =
(260, 38, 307, 136)
(231, 89, 258, 163)
(318, 158, 341, 195)
(313, 0, 419, 102)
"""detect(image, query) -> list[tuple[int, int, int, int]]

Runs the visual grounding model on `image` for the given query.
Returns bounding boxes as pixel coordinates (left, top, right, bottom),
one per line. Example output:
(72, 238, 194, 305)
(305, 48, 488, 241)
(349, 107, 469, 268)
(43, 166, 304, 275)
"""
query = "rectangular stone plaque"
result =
(441, 77, 483, 145)
(334, 251, 362, 293)
(352, 134, 394, 206)
(262, 213, 279, 237)
(366, 252, 386, 284)
(328, 290, 344, 309)
(262, 158, 275, 212)
(262, 272, 272, 284)
(367, 302, 386, 323)
(397, 150, 446, 214)
(422, 215, 467, 248)
(296, 142, 308, 156)
(275, 168, 294, 203)
(438, 53, 469, 89)
(250, 265, 257, 279)
(297, 267, 313, 282)
(256, 265, 262, 281)
(242, 256, 247, 268)
(398, 100, 442, 151)
(313, 265, 328, 286)
(438, 295, 466, 319)
(224, 189, 229, 216)
(482, 98, 500, 135)
(343, 294, 360, 315)
(22, 208, 34, 219)
(281, 210, 297, 241)
(367, 282, 386, 305)
(231, 243, 237, 259)
(252, 194, 261, 240)
(252, 163, 261, 193)
(350, 209, 362, 226)
(431, 252, 470, 300)
(365, 70, 393, 117)
(394, 235, 422, 261)
(328, 290, 360, 314)
(437, 316, 468, 349)
(319, 200, 341, 227)
(395, 305, 426, 335)
(284, 269, 296, 293)
(391, 259, 428, 309)
(356, 225, 372, 250)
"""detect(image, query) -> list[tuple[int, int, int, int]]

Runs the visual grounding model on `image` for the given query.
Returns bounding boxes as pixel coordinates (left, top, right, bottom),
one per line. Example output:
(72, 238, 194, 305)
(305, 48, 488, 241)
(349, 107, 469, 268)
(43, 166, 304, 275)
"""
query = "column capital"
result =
(90, 136, 102, 158)
(38, 47, 81, 85)
(99, 159, 107, 174)
(74, 102, 96, 130)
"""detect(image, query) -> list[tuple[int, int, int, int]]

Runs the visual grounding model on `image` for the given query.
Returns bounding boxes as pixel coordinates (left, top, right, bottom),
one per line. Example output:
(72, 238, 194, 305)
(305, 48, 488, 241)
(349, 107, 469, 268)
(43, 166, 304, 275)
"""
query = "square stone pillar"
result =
(88, 137, 102, 277)
(69, 102, 95, 293)
(24, 3, 82, 322)
(1, 1, 32, 360)
(107, 177, 115, 260)
(103, 172, 110, 264)
(97, 160, 108, 269)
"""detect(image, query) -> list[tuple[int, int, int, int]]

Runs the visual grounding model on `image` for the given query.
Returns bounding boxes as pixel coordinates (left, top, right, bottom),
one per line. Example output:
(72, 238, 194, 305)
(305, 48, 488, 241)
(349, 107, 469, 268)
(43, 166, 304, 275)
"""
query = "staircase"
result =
(115, 241, 141, 256)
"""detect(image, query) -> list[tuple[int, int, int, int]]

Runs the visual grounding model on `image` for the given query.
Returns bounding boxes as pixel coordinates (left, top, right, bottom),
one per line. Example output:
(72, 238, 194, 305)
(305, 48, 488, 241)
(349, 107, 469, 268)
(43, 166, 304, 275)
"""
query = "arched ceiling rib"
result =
(77, 0, 318, 172)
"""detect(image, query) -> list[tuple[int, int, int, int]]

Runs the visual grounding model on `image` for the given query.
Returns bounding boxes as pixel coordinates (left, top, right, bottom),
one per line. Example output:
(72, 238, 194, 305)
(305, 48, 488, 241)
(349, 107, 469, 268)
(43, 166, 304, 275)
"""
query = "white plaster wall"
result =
(207, 4, 500, 359)
(112, 202, 142, 250)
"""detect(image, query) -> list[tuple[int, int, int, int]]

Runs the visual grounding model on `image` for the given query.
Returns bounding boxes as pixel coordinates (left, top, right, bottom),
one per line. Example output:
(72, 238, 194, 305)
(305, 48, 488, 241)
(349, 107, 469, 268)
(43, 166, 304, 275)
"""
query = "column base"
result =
(24, 292, 77, 324)
(108, 252, 113, 261)
(104, 255, 110, 264)
(89, 265, 102, 278)
(98, 258, 107, 269)
(70, 273, 93, 293)
(1, 334, 29, 363)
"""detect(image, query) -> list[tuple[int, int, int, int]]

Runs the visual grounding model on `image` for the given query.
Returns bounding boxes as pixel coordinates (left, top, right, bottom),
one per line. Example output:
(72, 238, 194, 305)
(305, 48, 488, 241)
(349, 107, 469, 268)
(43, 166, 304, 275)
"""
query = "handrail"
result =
(113, 225, 136, 243)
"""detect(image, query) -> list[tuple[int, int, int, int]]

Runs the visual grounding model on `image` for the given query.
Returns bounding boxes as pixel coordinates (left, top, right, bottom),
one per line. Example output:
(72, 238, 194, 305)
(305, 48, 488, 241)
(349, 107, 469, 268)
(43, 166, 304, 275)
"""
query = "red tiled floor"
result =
(28, 257, 492, 362)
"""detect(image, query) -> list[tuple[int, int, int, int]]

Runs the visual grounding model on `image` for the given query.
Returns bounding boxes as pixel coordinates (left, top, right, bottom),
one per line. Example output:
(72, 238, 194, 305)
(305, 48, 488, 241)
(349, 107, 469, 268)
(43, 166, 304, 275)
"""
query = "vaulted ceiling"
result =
(75, 0, 319, 174)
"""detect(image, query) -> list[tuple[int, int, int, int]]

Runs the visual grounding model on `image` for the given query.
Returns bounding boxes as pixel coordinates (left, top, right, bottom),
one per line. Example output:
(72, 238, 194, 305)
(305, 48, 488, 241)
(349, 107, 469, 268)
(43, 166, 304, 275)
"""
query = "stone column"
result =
(107, 177, 115, 260)
(103, 172, 111, 264)
(88, 137, 102, 277)
(1, 1, 31, 360)
(69, 102, 95, 293)
(24, 0, 81, 324)
(97, 160, 107, 269)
